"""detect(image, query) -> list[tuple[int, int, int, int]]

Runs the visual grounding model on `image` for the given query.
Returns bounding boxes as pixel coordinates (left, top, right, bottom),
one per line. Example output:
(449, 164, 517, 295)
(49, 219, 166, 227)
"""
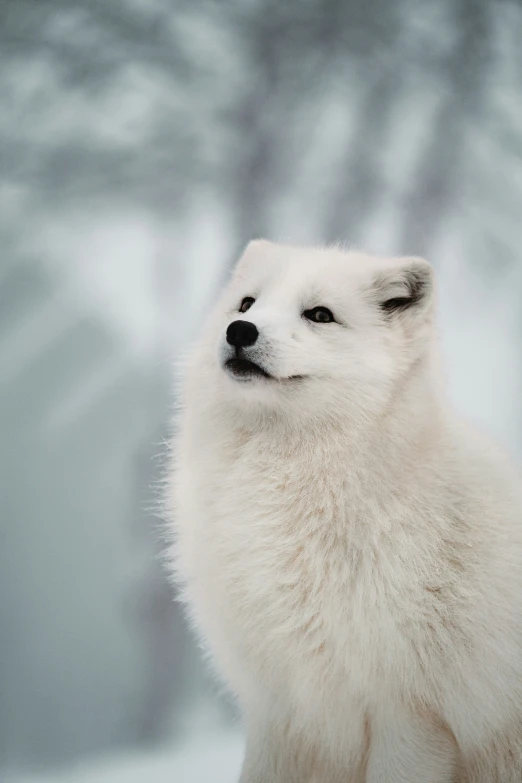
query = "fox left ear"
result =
(373, 257, 434, 316)
(234, 238, 273, 276)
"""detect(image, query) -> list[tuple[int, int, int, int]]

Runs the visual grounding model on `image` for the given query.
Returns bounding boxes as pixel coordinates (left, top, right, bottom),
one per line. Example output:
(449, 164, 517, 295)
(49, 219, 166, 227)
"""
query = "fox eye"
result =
(304, 306, 335, 323)
(239, 297, 255, 313)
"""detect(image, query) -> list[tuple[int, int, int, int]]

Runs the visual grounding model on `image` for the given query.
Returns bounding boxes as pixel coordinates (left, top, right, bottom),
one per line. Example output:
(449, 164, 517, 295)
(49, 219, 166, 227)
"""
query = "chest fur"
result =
(181, 437, 447, 704)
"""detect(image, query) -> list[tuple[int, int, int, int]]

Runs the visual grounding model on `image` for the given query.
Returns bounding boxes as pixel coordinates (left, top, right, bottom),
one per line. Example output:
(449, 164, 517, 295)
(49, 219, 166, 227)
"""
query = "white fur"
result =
(167, 240, 522, 782)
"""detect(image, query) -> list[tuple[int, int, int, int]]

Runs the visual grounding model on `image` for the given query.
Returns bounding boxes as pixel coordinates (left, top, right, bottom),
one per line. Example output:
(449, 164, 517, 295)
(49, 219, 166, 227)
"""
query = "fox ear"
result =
(234, 238, 272, 274)
(373, 257, 434, 316)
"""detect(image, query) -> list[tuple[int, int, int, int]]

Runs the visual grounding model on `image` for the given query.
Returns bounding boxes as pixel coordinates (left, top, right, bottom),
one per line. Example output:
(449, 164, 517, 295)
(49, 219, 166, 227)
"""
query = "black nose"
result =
(226, 319, 259, 349)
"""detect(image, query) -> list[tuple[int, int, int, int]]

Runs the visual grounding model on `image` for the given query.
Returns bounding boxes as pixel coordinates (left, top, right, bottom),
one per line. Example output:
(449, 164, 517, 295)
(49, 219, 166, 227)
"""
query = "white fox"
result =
(169, 240, 522, 782)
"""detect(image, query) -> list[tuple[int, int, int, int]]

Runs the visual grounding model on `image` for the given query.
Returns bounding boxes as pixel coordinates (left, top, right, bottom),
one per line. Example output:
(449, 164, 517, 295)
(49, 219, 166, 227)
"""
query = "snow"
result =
(6, 731, 244, 783)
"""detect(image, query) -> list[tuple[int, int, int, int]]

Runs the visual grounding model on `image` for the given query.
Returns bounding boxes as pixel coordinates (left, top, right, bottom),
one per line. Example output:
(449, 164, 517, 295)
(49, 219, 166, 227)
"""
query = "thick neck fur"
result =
(188, 351, 446, 516)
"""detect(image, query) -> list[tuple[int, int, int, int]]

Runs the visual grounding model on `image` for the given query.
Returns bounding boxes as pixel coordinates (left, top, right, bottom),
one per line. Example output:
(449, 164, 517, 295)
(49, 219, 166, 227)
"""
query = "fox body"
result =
(169, 241, 522, 782)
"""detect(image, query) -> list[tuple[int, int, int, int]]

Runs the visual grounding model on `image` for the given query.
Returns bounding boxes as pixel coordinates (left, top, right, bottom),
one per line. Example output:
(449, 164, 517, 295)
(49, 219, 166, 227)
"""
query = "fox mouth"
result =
(224, 357, 305, 383)
(225, 357, 272, 380)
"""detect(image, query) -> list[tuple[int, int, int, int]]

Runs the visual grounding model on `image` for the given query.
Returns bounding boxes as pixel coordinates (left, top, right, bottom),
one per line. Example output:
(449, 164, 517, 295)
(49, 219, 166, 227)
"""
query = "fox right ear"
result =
(373, 257, 434, 317)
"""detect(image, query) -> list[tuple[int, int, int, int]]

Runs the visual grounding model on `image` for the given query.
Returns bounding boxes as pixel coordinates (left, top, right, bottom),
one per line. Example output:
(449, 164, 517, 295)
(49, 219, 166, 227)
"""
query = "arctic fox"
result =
(169, 240, 522, 782)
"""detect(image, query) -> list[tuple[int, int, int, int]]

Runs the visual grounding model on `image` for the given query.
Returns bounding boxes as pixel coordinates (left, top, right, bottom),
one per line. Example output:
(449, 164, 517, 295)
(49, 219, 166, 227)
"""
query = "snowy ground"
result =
(5, 730, 244, 783)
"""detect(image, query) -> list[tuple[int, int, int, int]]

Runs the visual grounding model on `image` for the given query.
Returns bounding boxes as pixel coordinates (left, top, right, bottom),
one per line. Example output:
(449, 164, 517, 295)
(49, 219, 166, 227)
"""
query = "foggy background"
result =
(1, 0, 521, 780)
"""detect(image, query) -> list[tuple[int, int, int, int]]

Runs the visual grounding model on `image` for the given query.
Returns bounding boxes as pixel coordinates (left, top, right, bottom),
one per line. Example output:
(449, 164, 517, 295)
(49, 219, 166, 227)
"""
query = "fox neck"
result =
(209, 355, 445, 496)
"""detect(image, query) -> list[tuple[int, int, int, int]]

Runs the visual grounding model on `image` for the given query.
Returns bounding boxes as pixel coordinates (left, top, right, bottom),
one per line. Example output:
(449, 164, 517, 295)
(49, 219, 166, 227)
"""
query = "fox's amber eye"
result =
(304, 306, 335, 323)
(239, 297, 255, 313)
